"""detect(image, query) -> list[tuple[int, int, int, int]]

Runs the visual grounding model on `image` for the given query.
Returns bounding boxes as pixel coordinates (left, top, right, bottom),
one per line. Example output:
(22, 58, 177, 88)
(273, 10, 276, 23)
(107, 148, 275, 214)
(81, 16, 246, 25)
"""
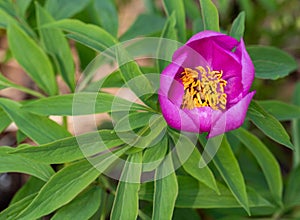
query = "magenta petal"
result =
(225, 76, 243, 105)
(186, 31, 239, 50)
(235, 39, 255, 92)
(158, 92, 199, 132)
(208, 91, 256, 138)
(159, 53, 187, 95)
(211, 42, 241, 79)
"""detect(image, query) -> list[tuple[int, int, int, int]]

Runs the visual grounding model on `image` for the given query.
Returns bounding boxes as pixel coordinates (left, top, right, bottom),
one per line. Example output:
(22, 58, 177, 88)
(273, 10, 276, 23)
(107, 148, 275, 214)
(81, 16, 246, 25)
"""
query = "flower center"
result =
(180, 66, 227, 110)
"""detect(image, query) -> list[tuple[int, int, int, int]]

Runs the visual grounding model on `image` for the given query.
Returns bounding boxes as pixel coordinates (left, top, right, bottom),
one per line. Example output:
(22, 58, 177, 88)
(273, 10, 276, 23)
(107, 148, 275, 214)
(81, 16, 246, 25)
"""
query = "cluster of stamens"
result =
(180, 66, 227, 110)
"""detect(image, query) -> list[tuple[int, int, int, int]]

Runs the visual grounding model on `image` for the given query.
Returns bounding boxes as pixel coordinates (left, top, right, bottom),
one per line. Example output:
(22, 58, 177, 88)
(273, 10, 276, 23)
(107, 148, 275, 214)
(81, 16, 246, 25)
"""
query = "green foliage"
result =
(0, 0, 299, 219)
(248, 101, 294, 149)
(162, 0, 186, 42)
(199, 0, 220, 31)
(7, 22, 58, 95)
(36, 3, 76, 92)
(247, 46, 298, 80)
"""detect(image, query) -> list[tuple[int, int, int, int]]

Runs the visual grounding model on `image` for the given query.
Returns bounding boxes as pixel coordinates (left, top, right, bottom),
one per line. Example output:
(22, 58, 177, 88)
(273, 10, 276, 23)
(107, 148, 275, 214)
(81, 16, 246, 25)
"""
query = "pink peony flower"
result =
(158, 31, 255, 137)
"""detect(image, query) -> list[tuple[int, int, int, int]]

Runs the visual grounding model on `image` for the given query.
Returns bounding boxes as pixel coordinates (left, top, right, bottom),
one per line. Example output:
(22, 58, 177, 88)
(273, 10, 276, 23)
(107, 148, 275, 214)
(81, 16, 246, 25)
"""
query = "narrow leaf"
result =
(152, 154, 178, 220)
(170, 130, 218, 193)
(48, 19, 117, 52)
(142, 136, 168, 172)
(293, 83, 300, 168)
(140, 176, 272, 209)
(10, 177, 45, 205)
(230, 11, 245, 40)
(120, 14, 165, 42)
(44, 0, 90, 20)
(200, 136, 250, 214)
(10, 130, 124, 164)
(22, 92, 148, 116)
(248, 101, 294, 149)
(0, 108, 11, 133)
(93, 0, 118, 37)
(232, 128, 283, 203)
(111, 152, 142, 220)
(284, 165, 300, 208)
(15, 0, 32, 17)
(36, 3, 75, 91)
(0, 73, 45, 98)
(16, 147, 127, 220)
(0, 98, 71, 144)
(199, 0, 220, 31)
(7, 22, 57, 95)
(258, 100, 300, 121)
(247, 46, 298, 80)
(116, 46, 157, 109)
(51, 186, 102, 220)
(0, 147, 54, 181)
(162, 0, 186, 42)
(157, 12, 178, 73)
(0, 194, 36, 220)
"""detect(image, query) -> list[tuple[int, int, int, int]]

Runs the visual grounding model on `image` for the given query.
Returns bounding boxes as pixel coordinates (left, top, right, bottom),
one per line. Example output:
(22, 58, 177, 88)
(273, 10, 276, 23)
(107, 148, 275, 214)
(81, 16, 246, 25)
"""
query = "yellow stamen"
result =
(180, 66, 227, 110)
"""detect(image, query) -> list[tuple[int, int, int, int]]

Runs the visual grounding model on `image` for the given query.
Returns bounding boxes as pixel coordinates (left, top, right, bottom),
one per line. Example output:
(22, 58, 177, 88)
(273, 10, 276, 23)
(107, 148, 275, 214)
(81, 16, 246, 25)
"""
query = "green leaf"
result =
(111, 152, 142, 220)
(0, 98, 71, 144)
(232, 128, 283, 203)
(293, 83, 300, 168)
(199, 0, 220, 31)
(16, 147, 128, 220)
(162, 0, 186, 42)
(15, 0, 32, 17)
(284, 165, 300, 208)
(258, 100, 300, 121)
(83, 70, 124, 91)
(169, 130, 219, 193)
(152, 154, 178, 220)
(230, 11, 245, 40)
(124, 115, 167, 153)
(44, 0, 91, 20)
(10, 177, 45, 205)
(22, 92, 148, 116)
(248, 101, 294, 150)
(0, 147, 54, 181)
(115, 111, 157, 132)
(7, 22, 57, 95)
(116, 46, 157, 109)
(247, 46, 298, 80)
(0, 108, 11, 133)
(51, 186, 102, 220)
(183, 0, 201, 21)
(22, 93, 148, 116)
(16, 130, 27, 144)
(120, 14, 165, 42)
(193, 17, 204, 34)
(140, 176, 272, 209)
(157, 12, 178, 74)
(0, 73, 45, 98)
(93, 0, 118, 37)
(0, 194, 36, 220)
(200, 136, 250, 214)
(10, 130, 124, 164)
(48, 19, 117, 52)
(0, 7, 11, 28)
(142, 136, 168, 172)
(36, 3, 75, 92)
